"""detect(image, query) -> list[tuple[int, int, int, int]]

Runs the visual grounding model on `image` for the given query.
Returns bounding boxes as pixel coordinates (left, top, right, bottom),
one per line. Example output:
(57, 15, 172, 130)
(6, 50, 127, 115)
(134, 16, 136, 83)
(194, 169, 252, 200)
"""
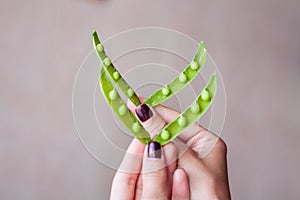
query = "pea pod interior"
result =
(153, 74, 217, 145)
(144, 42, 207, 107)
(93, 31, 141, 106)
(99, 67, 151, 144)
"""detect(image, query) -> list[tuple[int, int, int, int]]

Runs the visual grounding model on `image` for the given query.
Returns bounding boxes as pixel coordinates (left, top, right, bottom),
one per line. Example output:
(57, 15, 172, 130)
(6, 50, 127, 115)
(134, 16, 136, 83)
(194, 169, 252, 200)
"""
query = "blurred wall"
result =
(1, 0, 300, 199)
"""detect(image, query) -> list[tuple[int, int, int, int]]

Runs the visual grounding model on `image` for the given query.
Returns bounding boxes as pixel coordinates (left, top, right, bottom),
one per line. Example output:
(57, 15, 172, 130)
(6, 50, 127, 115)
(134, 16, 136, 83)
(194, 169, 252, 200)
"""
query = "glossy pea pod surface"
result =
(99, 67, 151, 144)
(92, 31, 141, 106)
(153, 74, 217, 145)
(144, 42, 207, 107)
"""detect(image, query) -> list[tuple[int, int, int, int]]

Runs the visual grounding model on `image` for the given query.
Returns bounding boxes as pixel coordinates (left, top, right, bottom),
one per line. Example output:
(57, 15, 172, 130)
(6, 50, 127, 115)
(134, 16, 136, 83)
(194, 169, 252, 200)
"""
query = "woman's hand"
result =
(126, 98, 231, 200)
(110, 139, 190, 200)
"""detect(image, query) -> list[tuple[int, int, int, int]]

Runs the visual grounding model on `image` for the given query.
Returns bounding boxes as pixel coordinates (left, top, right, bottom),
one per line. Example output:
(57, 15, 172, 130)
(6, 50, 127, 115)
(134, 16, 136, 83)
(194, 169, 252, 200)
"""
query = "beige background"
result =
(1, 0, 300, 199)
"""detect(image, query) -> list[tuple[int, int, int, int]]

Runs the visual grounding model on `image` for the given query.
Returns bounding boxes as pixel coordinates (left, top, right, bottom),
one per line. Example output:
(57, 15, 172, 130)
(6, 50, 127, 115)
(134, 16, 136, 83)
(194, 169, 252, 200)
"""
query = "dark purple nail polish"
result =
(147, 141, 161, 158)
(135, 104, 153, 122)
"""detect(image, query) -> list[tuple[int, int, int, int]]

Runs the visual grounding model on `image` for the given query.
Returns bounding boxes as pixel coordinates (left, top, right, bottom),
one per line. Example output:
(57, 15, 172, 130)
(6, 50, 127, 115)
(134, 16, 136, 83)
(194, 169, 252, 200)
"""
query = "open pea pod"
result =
(99, 67, 151, 144)
(93, 31, 217, 146)
(144, 42, 207, 106)
(93, 31, 141, 106)
(153, 74, 217, 145)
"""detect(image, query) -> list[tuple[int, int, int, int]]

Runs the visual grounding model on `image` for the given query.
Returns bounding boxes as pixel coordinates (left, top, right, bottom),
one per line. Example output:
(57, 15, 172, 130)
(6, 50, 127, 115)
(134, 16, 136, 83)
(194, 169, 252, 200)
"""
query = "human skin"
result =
(110, 98, 230, 200)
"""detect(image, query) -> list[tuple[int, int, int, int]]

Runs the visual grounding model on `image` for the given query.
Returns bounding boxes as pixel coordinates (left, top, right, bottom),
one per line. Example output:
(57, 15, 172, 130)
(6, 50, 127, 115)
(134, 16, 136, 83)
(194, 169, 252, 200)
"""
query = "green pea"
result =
(93, 31, 141, 106)
(99, 67, 151, 144)
(96, 43, 104, 52)
(109, 89, 118, 100)
(190, 60, 198, 70)
(201, 89, 210, 101)
(179, 72, 187, 83)
(144, 41, 207, 107)
(132, 122, 141, 133)
(178, 115, 187, 127)
(161, 130, 171, 140)
(162, 86, 170, 96)
(190, 102, 200, 113)
(118, 104, 127, 115)
(154, 74, 217, 145)
(127, 88, 134, 97)
(103, 57, 111, 67)
(113, 71, 120, 80)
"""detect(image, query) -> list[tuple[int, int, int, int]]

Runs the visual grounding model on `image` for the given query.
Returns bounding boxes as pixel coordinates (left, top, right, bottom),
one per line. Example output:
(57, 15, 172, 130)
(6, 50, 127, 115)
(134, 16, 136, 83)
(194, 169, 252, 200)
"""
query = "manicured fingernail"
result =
(147, 141, 161, 158)
(135, 104, 153, 122)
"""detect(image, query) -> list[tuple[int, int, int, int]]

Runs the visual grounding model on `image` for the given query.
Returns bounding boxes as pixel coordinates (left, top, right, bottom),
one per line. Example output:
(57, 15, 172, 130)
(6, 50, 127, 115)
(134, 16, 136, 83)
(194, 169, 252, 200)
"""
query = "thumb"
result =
(172, 168, 190, 200)
(142, 141, 168, 200)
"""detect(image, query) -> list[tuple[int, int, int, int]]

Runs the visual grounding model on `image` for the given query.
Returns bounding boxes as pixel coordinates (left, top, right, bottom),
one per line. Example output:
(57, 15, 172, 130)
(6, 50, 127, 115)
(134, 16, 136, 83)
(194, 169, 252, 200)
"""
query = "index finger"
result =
(127, 97, 205, 143)
(127, 97, 219, 158)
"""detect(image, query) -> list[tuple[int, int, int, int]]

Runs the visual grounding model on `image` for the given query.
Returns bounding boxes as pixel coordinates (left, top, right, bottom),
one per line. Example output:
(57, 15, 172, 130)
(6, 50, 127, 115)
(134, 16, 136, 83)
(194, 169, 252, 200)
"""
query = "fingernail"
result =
(136, 104, 153, 122)
(147, 141, 161, 158)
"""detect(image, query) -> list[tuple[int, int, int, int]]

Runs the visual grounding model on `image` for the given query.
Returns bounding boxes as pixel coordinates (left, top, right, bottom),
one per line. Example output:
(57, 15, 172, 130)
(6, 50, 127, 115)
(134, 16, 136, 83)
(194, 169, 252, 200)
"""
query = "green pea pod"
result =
(153, 74, 217, 145)
(99, 67, 151, 144)
(93, 31, 141, 106)
(144, 42, 207, 106)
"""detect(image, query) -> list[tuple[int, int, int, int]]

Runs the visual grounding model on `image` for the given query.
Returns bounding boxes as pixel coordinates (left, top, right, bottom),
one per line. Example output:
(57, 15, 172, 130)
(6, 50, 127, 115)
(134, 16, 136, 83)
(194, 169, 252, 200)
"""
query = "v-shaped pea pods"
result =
(93, 30, 217, 145)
